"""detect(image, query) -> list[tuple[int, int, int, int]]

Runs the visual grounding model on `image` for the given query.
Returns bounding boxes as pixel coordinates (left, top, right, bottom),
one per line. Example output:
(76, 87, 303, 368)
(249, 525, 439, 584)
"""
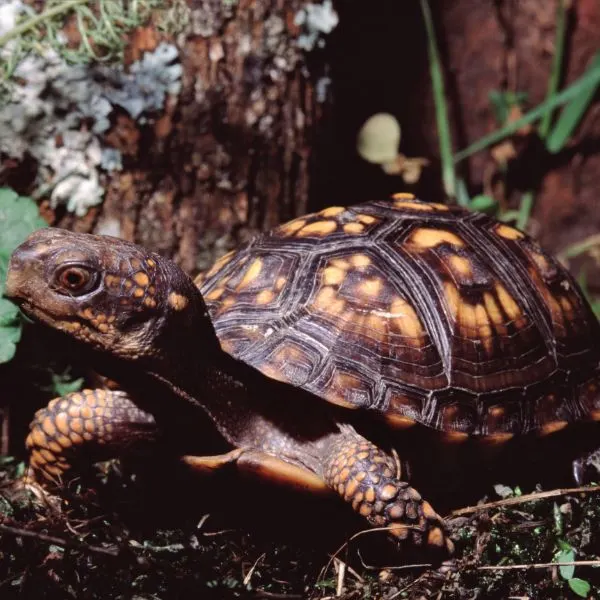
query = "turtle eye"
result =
(54, 265, 99, 296)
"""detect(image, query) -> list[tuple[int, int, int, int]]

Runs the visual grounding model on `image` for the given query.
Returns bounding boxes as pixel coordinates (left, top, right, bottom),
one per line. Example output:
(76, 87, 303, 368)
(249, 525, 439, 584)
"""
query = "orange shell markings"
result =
(408, 228, 465, 249)
(297, 220, 338, 237)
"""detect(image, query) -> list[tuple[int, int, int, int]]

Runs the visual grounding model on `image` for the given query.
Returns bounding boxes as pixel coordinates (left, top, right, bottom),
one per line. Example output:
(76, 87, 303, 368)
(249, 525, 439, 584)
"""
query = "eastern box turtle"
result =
(6, 195, 600, 555)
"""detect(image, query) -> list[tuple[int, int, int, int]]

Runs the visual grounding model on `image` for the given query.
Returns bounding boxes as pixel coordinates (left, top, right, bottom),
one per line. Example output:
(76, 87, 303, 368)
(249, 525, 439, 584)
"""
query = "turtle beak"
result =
(4, 243, 42, 304)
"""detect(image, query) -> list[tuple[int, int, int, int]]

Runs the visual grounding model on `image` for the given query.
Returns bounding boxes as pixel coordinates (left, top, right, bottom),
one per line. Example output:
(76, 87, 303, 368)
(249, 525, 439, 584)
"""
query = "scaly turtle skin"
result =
(6, 195, 600, 555)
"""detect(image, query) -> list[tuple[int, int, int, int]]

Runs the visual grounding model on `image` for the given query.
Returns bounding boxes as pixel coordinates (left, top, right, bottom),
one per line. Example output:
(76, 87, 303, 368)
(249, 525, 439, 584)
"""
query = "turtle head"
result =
(5, 228, 217, 365)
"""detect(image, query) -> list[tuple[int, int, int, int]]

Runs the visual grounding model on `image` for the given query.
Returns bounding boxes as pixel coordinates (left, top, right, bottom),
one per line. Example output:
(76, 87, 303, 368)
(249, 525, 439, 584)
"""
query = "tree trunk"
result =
(55, 0, 332, 276)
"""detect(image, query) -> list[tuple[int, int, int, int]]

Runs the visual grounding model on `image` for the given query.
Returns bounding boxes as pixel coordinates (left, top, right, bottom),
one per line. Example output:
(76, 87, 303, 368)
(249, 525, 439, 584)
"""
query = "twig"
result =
(0, 523, 119, 557)
(243, 553, 266, 587)
(450, 484, 600, 516)
(335, 558, 346, 597)
(477, 559, 600, 571)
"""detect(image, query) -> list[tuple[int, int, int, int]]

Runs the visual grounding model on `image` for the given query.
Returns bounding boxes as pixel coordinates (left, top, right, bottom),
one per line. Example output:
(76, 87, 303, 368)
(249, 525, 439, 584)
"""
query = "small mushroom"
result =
(357, 113, 429, 183)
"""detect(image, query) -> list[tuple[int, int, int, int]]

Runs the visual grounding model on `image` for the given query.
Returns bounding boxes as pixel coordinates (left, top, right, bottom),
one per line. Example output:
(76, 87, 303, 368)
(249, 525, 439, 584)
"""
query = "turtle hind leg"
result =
(26, 388, 159, 485)
(322, 432, 454, 556)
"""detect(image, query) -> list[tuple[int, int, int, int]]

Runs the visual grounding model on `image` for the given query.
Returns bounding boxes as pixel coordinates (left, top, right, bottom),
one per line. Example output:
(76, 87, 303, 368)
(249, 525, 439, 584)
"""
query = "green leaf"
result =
(469, 195, 498, 214)
(547, 52, 600, 153)
(455, 178, 471, 208)
(420, 0, 455, 198)
(0, 187, 47, 364)
(568, 578, 591, 598)
(0, 187, 47, 250)
(556, 547, 575, 580)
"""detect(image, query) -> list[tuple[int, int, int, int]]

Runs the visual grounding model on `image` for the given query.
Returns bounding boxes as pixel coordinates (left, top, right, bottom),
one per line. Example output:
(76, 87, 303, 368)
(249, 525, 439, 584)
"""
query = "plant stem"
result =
(539, 0, 569, 139)
(420, 0, 456, 198)
(454, 61, 600, 163)
(0, 0, 86, 48)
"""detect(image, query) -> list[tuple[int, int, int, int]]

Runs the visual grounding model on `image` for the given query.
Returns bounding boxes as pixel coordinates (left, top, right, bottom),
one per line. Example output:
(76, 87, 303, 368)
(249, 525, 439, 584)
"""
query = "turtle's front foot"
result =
(323, 433, 454, 555)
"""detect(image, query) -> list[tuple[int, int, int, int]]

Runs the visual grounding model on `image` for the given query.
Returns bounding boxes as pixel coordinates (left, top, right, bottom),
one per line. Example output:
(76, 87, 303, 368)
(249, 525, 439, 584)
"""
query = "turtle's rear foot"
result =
(322, 432, 454, 556)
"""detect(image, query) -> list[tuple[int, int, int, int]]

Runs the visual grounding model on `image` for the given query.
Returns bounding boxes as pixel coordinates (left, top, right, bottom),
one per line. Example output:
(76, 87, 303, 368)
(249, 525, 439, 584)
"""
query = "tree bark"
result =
(56, 0, 331, 275)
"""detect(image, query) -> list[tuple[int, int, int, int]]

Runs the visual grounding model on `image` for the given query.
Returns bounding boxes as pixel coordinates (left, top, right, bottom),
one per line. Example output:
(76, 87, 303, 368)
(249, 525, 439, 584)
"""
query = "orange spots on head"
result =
(256, 289, 275, 304)
(495, 283, 521, 320)
(133, 272, 150, 287)
(297, 220, 338, 237)
(81, 307, 94, 320)
(495, 223, 524, 240)
(275, 277, 287, 290)
(237, 258, 263, 290)
(146, 258, 156, 268)
(104, 274, 121, 288)
(322, 265, 346, 286)
(392, 192, 416, 200)
(390, 297, 423, 338)
(97, 323, 110, 334)
(143, 297, 157, 309)
(133, 287, 145, 298)
(409, 228, 465, 249)
(168, 291, 189, 311)
(343, 222, 365, 234)
(319, 206, 345, 217)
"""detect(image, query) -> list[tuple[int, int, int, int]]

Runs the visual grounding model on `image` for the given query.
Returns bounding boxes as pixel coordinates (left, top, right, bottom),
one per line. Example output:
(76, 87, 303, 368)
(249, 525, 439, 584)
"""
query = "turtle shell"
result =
(198, 196, 600, 437)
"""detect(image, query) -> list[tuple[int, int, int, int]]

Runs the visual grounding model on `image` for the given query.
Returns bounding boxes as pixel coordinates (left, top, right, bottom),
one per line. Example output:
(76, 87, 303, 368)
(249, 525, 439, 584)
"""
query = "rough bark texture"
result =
(55, 0, 330, 276)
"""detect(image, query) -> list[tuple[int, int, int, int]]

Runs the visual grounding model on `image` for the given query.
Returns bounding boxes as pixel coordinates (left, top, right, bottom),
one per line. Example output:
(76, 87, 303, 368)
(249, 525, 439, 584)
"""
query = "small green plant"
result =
(0, 187, 47, 363)
(554, 539, 591, 598)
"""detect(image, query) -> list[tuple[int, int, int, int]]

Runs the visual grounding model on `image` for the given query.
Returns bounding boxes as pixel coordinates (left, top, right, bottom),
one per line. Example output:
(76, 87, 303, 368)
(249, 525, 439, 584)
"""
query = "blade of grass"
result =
(0, 0, 86, 48)
(454, 61, 600, 163)
(420, 0, 455, 198)
(547, 52, 600, 153)
(539, 0, 569, 139)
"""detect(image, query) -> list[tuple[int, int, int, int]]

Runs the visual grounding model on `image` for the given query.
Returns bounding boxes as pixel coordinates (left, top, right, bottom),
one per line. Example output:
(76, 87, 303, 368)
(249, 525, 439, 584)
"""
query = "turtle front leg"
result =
(322, 432, 454, 555)
(26, 389, 159, 484)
